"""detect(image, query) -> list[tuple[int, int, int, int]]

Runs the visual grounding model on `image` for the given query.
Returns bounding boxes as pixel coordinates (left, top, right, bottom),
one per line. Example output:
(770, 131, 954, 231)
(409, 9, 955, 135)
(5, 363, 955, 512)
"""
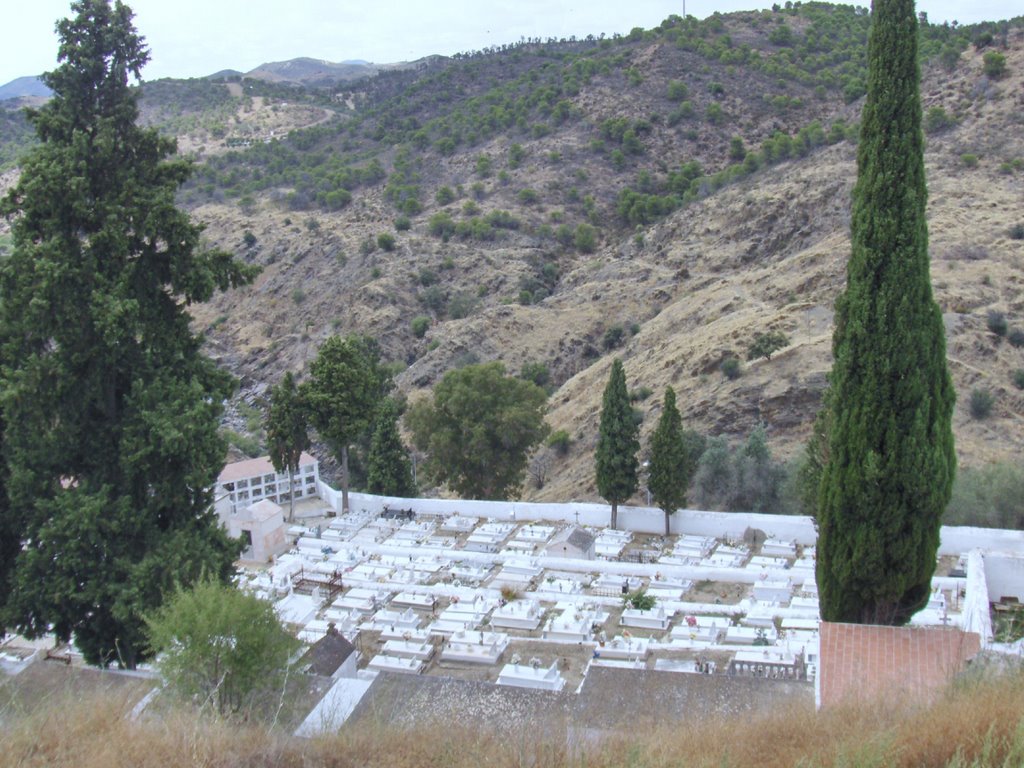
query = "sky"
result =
(1, 0, 1019, 86)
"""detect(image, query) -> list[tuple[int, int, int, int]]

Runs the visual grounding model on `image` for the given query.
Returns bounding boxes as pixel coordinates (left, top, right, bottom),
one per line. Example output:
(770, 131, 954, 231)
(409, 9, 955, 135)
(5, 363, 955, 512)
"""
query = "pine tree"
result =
(595, 359, 639, 529)
(0, 0, 257, 667)
(816, 0, 956, 625)
(648, 387, 696, 537)
(367, 400, 415, 498)
(266, 372, 309, 522)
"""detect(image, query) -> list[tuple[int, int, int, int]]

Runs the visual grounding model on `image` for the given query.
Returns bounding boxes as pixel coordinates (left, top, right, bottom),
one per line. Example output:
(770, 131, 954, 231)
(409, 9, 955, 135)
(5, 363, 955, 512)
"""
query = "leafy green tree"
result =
(0, 0, 255, 667)
(366, 400, 415, 497)
(265, 372, 309, 522)
(747, 330, 790, 360)
(648, 387, 698, 536)
(302, 336, 389, 514)
(406, 362, 549, 500)
(817, 0, 956, 626)
(595, 359, 639, 529)
(146, 579, 299, 716)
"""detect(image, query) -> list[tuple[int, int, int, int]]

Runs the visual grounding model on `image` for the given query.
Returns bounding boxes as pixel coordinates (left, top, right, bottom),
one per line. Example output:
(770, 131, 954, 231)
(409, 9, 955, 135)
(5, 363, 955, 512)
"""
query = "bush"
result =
(629, 386, 653, 402)
(520, 361, 551, 388)
(394, 215, 411, 231)
(517, 188, 540, 205)
(435, 186, 455, 206)
(242, 230, 257, 248)
(602, 324, 625, 350)
(547, 429, 572, 456)
(411, 316, 430, 338)
(747, 331, 790, 361)
(624, 589, 656, 611)
(721, 356, 742, 380)
(987, 310, 1008, 336)
(145, 579, 299, 716)
(377, 233, 396, 252)
(418, 267, 438, 287)
(923, 106, 956, 134)
(1008, 369, 1024, 389)
(574, 223, 598, 253)
(961, 153, 979, 168)
(1009, 223, 1024, 240)
(1008, 328, 1024, 348)
(969, 388, 994, 419)
(290, 287, 306, 305)
(983, 50, 1007, 78)
(667, 80, 688, 101)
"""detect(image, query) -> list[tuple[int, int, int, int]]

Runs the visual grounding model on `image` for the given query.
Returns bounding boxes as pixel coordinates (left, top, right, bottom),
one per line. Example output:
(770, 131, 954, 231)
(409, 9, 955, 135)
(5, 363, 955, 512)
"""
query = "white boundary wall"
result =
(317, 483, 1024, 555)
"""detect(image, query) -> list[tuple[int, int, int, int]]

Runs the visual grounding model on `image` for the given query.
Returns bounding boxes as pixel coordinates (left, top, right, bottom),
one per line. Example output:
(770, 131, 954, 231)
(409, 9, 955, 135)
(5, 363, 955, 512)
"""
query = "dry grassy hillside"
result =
(184, 31, 1024, 502)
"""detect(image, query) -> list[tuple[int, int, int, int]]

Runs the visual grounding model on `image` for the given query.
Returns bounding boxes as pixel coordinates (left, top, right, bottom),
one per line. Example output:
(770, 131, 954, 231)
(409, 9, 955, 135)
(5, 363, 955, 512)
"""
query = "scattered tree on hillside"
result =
(817, 0, 956, 626)
(301, 335, 389, 514)
(366, 399, 416, 498)
(406, 362, 549, 500)
(265, 372, 309, 522)
(648, 387, 698, 536)
(146, 579, 299, 716)
(0, 0, 256, 667)
(595, 359, 639, 529)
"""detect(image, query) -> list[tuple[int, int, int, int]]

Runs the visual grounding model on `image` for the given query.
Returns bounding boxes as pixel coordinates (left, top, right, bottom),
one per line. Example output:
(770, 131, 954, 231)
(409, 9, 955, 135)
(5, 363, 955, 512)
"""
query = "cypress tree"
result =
(648, 387, 696, 537)
(816, 0, 956, 625)
(595, 359, 639, 529)
(0, 0, 257, 666)
(266, 372, 310, 522)
(367, 400, 416, 498)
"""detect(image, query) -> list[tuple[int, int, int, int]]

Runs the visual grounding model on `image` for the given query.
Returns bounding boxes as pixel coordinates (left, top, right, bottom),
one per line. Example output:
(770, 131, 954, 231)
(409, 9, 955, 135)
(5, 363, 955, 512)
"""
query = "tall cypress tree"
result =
(366, 399, 416, 498)
(595, 359, 639, 530)
(816, 0, 956, 625)
(266, 372, 310, 522)
(648, 387, 695, 537)
(0, 1, 257, 666)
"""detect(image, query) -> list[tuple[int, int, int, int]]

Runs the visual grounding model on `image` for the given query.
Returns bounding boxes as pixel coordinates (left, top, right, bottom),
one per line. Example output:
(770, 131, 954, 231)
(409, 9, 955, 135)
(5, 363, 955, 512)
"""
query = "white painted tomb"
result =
(748, 556, 790, 570)
(597, 634, 651, 659)
(490, 599, 542, 630)
(368, 654, 424, 674)
(724, 625, 778, 645)
(441, 630, 510, 664)
(591, 574, 642, 595)
(515, 524, 555, 543)
(391, 591, 437, 610)
(761, 538, 798, 558)
(620, 606, 671, 630)
(382, 639, 435, 660)
(590, 658, 645, 670)
(543, 602, 608, 642)
(378, 626, 431, 643)
(449, 563, 492, 583)
(441, 515, 478, 533)
(673, 535, 717, 559)
(752, 579, 793, 604)
(497, 660, 566, 691)
(364, 607, 421, 632)
(669, 615, 725, 643)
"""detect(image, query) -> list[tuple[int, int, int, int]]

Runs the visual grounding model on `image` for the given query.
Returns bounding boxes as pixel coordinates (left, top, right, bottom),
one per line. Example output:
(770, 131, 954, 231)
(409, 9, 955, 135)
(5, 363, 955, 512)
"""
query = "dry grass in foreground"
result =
(2, 670, 1024, 768)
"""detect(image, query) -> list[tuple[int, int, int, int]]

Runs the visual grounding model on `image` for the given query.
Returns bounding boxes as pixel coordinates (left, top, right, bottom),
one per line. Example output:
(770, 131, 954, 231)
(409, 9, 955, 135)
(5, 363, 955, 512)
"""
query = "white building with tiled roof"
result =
(216, 452, 320, 516)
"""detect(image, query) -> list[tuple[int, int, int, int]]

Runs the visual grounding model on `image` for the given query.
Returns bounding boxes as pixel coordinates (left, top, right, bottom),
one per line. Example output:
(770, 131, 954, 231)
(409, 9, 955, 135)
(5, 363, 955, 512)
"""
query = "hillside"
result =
(2, 5, 1022, 504)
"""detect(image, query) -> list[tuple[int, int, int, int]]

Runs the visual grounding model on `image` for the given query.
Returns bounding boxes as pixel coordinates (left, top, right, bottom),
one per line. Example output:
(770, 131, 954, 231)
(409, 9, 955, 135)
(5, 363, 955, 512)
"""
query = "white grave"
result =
(490, 599, 542, 630)
(497, 660, 565, 691)
(368, 654, 424, 674)
(620, 606, 670, 630)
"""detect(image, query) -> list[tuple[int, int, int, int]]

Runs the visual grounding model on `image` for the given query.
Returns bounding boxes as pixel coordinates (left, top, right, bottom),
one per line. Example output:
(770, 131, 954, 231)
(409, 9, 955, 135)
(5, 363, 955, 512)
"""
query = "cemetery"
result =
(4, 457, 1023, 737)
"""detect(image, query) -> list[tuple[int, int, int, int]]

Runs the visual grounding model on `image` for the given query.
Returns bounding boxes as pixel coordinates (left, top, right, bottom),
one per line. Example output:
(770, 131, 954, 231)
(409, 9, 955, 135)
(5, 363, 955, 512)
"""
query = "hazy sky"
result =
(1, 0, 1019, 86)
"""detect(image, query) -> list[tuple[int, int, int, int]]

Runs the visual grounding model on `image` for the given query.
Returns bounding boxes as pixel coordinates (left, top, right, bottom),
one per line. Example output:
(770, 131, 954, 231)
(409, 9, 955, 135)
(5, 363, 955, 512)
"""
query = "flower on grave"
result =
(511, 653, 522, 665)
(530, 657, 542, 669)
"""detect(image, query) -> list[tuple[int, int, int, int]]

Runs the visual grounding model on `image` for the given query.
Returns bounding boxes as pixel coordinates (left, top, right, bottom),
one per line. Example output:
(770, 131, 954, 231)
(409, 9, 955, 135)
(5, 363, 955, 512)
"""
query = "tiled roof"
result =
(218, 452, 317, 483)
(818, 622, 981, 708)
(304, 627, 356, 677)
